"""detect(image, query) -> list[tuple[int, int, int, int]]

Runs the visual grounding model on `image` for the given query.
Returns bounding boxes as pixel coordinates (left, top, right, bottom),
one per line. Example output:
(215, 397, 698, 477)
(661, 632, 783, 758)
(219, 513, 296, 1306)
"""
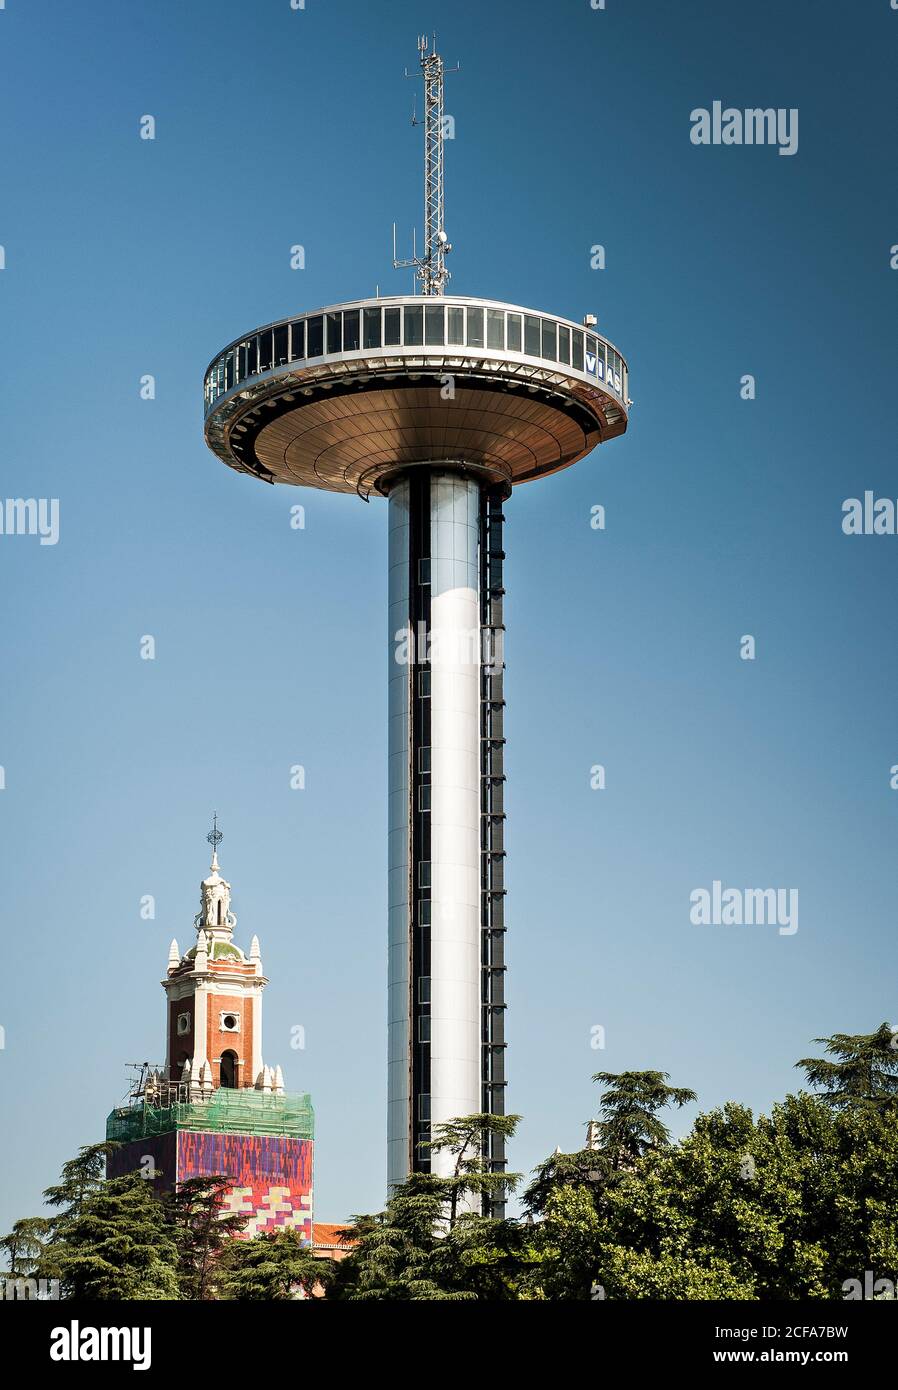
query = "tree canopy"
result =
(5, 1027, 897, 1300)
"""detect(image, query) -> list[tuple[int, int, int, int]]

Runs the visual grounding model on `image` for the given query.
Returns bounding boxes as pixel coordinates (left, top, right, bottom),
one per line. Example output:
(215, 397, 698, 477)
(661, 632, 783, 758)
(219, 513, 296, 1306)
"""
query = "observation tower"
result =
(202, 39, 630, 1209)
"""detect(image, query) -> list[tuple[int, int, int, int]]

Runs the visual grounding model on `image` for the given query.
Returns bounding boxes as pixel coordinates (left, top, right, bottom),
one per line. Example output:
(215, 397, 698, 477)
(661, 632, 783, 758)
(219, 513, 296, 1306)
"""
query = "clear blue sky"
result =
(1, 0, 896, 1232)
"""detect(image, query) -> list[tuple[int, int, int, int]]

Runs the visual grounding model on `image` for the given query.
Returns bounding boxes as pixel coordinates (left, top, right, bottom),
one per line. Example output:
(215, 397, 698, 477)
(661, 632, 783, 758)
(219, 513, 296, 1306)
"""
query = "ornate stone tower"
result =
(106, 823, 315, 1240)
(163, 827, 281, 1097)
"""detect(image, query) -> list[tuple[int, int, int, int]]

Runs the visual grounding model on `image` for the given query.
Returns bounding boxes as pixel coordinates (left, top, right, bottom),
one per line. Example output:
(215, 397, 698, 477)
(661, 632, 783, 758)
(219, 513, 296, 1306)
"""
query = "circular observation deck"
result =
(203, 296, 629, 498)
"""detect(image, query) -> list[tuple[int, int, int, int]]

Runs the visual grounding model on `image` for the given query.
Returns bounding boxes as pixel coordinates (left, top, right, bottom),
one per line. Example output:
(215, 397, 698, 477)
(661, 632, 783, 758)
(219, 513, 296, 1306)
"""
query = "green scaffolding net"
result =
(106, 1089, 314, 1143)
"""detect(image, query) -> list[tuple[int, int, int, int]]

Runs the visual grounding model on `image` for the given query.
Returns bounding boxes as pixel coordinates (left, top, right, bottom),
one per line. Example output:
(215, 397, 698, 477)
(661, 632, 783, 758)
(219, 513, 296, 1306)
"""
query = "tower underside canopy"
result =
(204, 296, 628, 497)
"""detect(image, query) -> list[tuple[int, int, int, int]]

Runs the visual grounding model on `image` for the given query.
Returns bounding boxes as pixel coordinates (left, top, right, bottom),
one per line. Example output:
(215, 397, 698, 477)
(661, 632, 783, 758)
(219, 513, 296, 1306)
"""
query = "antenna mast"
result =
(394, 35, 456, 296)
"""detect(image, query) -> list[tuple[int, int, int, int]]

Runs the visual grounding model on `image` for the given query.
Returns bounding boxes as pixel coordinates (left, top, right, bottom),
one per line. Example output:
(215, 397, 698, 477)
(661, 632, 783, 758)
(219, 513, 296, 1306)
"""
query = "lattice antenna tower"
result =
(393, 34, 458, 296)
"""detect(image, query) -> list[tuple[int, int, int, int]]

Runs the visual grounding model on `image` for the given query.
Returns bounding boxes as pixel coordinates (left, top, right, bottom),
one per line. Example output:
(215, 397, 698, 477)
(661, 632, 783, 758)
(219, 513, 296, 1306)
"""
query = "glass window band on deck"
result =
(205, 303, 627, 408)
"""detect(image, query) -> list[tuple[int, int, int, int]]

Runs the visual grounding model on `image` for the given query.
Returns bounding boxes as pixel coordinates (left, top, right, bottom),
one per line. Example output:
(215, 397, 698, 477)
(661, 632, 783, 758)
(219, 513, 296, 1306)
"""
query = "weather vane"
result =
(207, 813, 223, 856)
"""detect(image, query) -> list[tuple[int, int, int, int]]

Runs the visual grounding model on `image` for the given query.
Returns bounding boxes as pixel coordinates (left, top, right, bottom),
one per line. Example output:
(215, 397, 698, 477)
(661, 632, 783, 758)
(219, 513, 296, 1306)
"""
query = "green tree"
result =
(591, 1101, 793, 1299)
(166, 1176, 249, 1300)
(553, 1093, 898, 1300)
(0, 1217, 52, 1278)
(336, 1173, 473, 1300)
(427, 1112, 522, 1225)
(43, 1141, 118, 1222)
(336, 1116, 527, 1301)
(523, 1147, 607, 1218)
(38, 1141, 122, 1290)
(329, 1210, 402, 1300)
(521, 1184, 602, 1300)
(796, 1023, 898, 1110)
(13, 1026, 898, 1303)
(224, 1228, 333, 1300)
(590, 1070, 696, 1168)
(45, 1170, 179, 1300)
(428, 1212, 534, 1301)
(0, 1217, 53, 1297)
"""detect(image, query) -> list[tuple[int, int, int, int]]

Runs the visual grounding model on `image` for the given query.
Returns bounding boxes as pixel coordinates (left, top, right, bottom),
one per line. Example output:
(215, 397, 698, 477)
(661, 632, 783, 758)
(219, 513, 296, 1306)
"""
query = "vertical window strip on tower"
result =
(480, 486, 509, 1216)
(409, 473, 432, 1172)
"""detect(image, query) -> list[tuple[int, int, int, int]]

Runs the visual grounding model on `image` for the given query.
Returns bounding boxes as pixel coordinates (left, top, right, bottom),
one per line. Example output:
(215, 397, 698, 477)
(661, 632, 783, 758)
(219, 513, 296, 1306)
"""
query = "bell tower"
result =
(163, 818, 282, 1098)
(106, 819, 314, 1240)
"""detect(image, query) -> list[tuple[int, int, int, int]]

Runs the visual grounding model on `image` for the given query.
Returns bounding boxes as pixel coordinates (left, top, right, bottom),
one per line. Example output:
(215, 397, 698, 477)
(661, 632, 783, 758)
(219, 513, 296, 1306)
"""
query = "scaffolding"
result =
(106, 1088, 314, 1144)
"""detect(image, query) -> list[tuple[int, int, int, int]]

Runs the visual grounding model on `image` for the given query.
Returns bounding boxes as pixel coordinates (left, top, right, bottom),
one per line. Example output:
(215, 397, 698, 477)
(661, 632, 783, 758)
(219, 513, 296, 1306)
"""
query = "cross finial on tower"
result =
(207, 813, 223, 864)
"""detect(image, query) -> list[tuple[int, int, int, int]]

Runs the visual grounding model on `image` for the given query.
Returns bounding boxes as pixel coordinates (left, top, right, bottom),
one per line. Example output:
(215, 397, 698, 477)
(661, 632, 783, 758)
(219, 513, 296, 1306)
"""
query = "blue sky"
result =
(1, 0, 897, 1232)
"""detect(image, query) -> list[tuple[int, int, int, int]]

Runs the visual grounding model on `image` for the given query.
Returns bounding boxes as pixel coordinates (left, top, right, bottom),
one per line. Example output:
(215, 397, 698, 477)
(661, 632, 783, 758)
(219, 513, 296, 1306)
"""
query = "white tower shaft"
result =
(387, 470, 508, 1202)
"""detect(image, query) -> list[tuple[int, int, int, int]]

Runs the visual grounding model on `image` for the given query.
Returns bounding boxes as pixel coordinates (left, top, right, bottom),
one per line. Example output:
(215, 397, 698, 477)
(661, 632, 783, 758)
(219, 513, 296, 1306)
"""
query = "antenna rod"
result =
(393, 35, 456, 296)
(420, 35, 447, 296)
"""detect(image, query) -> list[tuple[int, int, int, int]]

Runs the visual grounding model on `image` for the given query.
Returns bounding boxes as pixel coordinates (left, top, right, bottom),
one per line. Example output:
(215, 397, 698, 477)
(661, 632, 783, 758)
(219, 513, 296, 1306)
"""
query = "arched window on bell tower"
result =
(220, 1050, 238, 1088)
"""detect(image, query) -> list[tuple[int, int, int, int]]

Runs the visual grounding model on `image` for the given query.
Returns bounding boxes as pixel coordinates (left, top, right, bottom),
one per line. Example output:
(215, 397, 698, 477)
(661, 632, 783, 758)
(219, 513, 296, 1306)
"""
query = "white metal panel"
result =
(428, 474, 481, 1177)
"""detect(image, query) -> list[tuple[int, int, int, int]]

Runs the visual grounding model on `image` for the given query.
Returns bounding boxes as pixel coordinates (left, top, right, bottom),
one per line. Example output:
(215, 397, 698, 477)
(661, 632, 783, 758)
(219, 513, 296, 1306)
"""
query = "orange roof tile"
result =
(312, 1222, 355, 1248)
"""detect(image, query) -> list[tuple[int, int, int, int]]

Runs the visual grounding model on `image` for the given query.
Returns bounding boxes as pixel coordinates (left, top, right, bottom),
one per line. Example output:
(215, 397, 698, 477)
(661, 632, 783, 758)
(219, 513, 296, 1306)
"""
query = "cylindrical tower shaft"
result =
(387, 470, 507, 1203)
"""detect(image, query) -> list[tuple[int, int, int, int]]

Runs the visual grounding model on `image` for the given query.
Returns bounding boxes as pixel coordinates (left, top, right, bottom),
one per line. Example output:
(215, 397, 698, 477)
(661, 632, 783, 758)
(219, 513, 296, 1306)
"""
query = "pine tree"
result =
(38, 1141, 122, 1291)
(46, 1170, 179, 1300)
(336, 1116, 524, 1301)
(336, 1173, 466, 1300)
(165, 1176, 249, 1300)
(430, 1211, 533, 1300)
(796, 1023, 898, 1109)
(0, 1217, 52, 1295)
(590, 1070, 696, 1168)
(522, 1147, 607, 1217)
(223, 1228, 332, 1300)
(427, 1112, 522, 1225)
(43, 1141, 117, 1221)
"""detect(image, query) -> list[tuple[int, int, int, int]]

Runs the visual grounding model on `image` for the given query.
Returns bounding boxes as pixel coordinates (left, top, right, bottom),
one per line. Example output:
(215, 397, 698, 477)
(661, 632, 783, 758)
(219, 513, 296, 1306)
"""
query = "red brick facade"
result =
(207, 989, 254, 1088)
(168, 998, 194, 1080)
